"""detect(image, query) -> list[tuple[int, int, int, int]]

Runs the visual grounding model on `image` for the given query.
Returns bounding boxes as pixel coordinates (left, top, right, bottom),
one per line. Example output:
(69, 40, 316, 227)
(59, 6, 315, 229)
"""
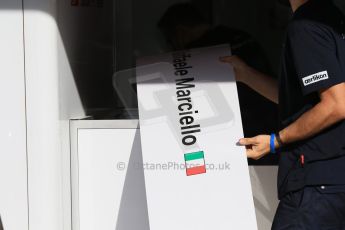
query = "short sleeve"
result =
(287, 21, 345, 95)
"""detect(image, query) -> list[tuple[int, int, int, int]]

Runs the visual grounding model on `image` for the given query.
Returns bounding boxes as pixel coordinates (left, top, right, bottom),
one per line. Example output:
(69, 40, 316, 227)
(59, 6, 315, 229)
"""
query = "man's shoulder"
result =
(289, 2, 345, 37)
(287, 19, 337, 41)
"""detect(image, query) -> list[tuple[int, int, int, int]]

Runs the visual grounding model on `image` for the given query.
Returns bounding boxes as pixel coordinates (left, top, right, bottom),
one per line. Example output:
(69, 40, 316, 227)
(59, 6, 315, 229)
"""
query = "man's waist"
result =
(278, 155, 345, 199)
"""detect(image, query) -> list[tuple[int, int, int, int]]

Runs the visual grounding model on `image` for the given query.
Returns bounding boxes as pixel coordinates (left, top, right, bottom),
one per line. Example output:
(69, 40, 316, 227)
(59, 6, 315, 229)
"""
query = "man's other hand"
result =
(219, 55, 249, 83)
(220, 55, 279, 103)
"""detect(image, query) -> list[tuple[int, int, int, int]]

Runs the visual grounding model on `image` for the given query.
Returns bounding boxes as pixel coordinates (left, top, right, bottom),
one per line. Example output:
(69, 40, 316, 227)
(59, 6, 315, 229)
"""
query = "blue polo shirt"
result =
(278, 0, 345, 199)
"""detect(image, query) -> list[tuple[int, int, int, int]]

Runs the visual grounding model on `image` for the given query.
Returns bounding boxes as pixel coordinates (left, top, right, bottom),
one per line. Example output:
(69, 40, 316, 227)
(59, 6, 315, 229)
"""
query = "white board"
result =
(136, 45, 257, 230)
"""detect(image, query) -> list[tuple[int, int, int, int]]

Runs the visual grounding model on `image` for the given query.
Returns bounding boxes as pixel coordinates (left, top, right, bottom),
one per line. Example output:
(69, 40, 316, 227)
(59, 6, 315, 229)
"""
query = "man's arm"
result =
(239, 83, 345, 160)
(220, 56, 279, 104)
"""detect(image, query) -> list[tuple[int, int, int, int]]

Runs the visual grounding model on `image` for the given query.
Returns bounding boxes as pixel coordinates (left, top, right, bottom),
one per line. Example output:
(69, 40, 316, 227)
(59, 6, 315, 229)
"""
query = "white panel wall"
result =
(250, 166, 279, 230)
(76, 129, 149, 230)
(71, 121, 279, 230)
(23, 0, 84, 230)
(0, 1, 28, 230)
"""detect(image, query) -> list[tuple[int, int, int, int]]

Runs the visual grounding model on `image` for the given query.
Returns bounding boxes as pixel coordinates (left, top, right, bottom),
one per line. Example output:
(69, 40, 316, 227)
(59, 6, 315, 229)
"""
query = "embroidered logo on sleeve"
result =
(302, 71, 329, 86)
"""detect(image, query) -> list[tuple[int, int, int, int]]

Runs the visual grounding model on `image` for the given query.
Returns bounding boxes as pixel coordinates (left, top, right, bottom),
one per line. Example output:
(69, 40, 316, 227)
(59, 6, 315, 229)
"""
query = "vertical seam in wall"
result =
(21, 0, 30, 229)
(75, 127, 80, 230)
(69, 121, 73, 230)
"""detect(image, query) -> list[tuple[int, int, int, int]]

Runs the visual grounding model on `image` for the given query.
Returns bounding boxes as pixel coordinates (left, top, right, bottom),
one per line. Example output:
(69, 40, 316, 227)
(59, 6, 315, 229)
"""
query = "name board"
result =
(136, 45, 257, 230)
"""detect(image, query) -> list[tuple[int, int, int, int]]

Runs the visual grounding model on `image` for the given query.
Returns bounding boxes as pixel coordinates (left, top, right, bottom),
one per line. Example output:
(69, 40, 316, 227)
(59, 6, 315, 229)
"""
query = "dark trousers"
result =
(272, 186, 345, 230)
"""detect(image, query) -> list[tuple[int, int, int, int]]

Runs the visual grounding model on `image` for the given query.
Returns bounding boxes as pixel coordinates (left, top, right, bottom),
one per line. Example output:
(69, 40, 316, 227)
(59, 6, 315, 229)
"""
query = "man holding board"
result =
(221, 0, 345, 229)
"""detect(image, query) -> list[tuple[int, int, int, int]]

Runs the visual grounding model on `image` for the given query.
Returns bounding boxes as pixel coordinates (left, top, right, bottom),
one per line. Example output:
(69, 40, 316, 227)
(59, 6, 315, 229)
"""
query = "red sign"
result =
(71, 0, 79, 6)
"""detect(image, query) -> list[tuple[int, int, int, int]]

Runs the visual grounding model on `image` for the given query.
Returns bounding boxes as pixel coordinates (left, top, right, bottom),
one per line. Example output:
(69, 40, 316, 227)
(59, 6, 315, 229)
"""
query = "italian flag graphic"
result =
(184, 151, 206, 176)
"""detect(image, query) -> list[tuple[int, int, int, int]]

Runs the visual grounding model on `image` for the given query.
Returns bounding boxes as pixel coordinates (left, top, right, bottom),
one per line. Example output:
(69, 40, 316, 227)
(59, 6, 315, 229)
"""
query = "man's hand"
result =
(238, 135, 278, 160)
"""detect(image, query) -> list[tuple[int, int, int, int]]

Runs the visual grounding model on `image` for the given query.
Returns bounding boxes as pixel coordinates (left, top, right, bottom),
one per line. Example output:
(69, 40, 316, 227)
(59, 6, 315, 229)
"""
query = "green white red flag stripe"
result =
(184, 151, 206, 176)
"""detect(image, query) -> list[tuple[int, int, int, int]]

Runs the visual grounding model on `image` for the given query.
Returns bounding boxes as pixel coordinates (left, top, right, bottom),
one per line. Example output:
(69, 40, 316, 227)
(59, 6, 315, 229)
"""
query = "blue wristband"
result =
(270, 133, 276, 154)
